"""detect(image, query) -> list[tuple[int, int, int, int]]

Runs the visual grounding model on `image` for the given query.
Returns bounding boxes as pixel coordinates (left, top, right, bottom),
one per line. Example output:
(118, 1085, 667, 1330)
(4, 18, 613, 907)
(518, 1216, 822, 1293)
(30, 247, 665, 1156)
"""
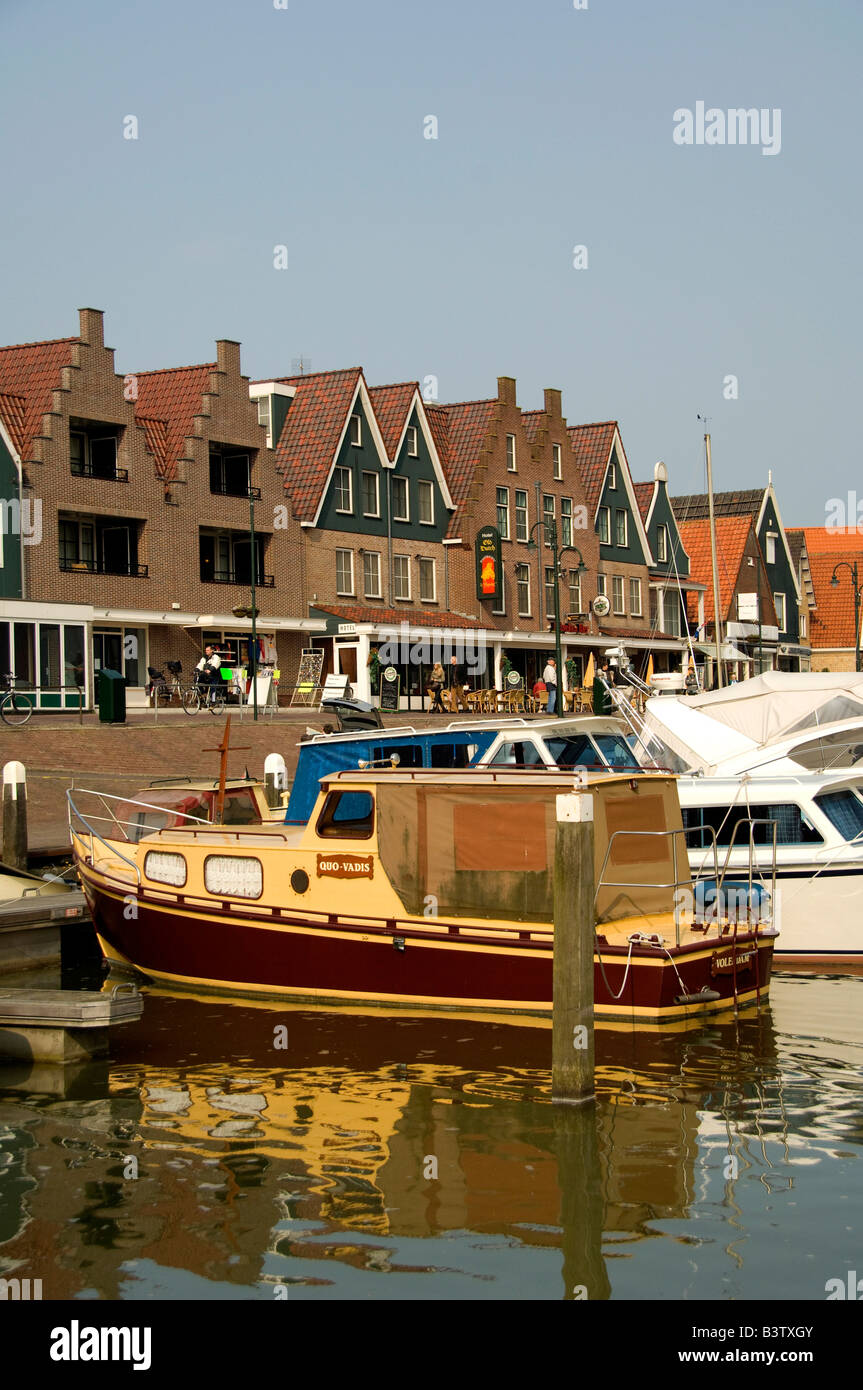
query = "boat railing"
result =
(67, 788, 144, 885)
(67, 787, 213, 843)
(715, 817, 778, 922)
(595, 827, 711, 948)
(684, 817, 777, 934)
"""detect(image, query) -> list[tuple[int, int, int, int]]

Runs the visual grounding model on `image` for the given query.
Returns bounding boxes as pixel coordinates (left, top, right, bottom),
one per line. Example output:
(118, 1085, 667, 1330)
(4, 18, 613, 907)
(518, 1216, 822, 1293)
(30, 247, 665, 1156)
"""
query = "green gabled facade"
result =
(595, 440, 651, 568)
(0, 422, 23, 598)
(755, 488, 800, 642)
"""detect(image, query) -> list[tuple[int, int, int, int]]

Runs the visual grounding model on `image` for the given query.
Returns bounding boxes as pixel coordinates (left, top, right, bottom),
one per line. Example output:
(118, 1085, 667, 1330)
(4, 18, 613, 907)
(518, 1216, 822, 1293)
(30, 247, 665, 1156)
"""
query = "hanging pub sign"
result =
(475, 525, 502, 602)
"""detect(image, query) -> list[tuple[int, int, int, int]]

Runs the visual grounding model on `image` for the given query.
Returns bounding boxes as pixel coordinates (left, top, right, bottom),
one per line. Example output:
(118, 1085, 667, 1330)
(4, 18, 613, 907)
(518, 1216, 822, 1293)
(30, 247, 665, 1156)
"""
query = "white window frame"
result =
(656, 524, 668, 563)
(406, 425, 418, 456)
(608, 460, 617, 490)
(393, 554, 411, 601)
(629, 577, 642, 616)
(361, 471, 380, 518)
(516, 562, 531, 617)
(391, 475, 409, 522)
(418, 479, 435, 525)
(336, 548, 355, 596)
(506, 434, 517, 472)
(568, 569, 582, 615)
(496, 487, 510, 540)
(363, 550, 381, 599)
(774, 591, 787, 629)
(561, 496, 573, 548)
(334, 466, 353, 514)
(543, 495, 555, 544)
(349, 414, 362, 447)
(515, 490, 528, 543)
(615, 509, 628, 549)
(597, 572, 607, 597)
(598, 507, 611, 545)
(800, 611, 807, 639)
(418, 556, 436, 602)
(766, 533, 777, 564)
(553, 443, 562, 480)
(544, 566, 556, 618)
(612, 575, 625, 615)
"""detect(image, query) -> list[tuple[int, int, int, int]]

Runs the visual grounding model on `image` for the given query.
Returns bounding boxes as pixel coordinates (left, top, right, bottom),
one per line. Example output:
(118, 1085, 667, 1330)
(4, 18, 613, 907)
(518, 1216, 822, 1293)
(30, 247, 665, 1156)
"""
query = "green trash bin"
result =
(98, 668, 126, 724)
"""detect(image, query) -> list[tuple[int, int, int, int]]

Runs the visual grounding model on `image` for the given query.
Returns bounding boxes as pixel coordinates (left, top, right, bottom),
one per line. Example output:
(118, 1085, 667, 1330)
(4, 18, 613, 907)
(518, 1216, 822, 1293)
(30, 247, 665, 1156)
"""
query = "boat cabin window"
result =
(429, 741, 477, 768)
(316, 789, 375, 839)
(220, 789, 262, 825)
(814, 789, 863, 841)
(546, 733, 637, 771)
(683, 802, 824, 848)
(372, 744, 424, 769)
(489, 739, 546, 768)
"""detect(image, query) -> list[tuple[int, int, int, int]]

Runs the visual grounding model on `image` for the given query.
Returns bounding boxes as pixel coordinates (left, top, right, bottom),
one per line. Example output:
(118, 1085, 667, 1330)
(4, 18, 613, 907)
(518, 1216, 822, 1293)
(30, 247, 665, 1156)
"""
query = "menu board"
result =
(379, 666, 400, 712)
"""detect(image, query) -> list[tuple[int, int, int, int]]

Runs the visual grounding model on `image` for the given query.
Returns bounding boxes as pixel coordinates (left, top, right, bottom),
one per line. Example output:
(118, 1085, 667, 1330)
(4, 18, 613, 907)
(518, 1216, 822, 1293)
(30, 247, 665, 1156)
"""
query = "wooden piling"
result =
(552, 789, 595, 1105)
(2, 762, 28, 873)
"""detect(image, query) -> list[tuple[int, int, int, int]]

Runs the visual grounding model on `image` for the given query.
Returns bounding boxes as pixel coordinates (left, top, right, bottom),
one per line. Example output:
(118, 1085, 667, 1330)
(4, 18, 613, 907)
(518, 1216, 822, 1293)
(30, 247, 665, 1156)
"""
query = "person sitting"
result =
(196, 645, 222, 703)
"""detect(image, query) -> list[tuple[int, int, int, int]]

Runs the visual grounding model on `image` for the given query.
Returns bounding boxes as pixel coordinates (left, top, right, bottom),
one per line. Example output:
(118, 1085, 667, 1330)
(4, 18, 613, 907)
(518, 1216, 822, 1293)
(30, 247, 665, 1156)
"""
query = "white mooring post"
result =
(552, 784, 595, 1105)
(2, 762, 28, 872)
(264, 753, 288, 809)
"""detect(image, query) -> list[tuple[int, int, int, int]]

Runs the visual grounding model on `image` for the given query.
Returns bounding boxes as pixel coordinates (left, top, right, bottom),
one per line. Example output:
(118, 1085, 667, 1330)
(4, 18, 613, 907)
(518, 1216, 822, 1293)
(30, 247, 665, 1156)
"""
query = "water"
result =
(0, 973, 860, 1301)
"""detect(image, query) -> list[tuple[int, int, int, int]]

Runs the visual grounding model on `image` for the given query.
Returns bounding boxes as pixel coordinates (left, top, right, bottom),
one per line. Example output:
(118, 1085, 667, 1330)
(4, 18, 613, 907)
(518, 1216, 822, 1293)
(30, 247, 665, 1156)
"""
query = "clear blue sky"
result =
(2, 0, 860, 524)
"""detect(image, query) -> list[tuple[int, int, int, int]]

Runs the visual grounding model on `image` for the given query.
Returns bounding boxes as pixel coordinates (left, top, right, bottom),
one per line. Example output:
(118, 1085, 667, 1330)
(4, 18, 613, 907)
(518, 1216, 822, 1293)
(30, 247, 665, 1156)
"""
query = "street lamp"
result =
(830, 560, 863, 673)
(527, 518, 586, 717)
(230, 488, 261, 720)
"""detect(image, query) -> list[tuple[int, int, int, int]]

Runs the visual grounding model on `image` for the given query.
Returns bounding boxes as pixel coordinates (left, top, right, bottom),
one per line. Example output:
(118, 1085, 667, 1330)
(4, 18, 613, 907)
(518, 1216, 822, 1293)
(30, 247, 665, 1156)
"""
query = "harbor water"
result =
(0, 969, 860, 1301)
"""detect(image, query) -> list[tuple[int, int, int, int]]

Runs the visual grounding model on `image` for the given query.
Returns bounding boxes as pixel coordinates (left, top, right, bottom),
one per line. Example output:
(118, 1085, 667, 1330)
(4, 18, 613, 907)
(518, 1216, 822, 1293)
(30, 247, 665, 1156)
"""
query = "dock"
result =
(0, 888, 89, 974)
(0, 982, 143, 1062)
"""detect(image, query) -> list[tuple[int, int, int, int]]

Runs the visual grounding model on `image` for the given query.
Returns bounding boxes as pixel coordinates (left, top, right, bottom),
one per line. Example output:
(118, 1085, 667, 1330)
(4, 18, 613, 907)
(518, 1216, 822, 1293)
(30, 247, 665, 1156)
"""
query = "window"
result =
(561, 497, 573, 547)
(209, 450, 251, 497)
(598, 507, 611, 545)
(316, 789, 375, 839)
(256, 396, 271, 431)
(506, 434, 516, 471)
(363, 551, 381, 598)
(418, 479, 434, 525)
(656, 524, 668, 563)
(393, 554, 410, 600)
(567, 569, 583, 614)
(70, 426, 122, 480)
(61, 517, 142, 577)
(662, 591, 680, 636)
(406, 425, 418, 456)
(515, 490, 528, 542)
(392, 475, 409, 522)
(349, 414, 362, 446)
(597, 573, 607, 596)
(545, 566, 556, 617)
(612, 575, 625, 615)
(553, 443, 562, 480)
(204, 855, 263, 898)
(496, 487, 510, 539)
(516, 563, 531, 616)
(801, 611, 808, 638)
(615, 510, 628, 548)
(608, 460, 617, 490)
(543, 495, 555, 543)
(59, 519, 95, 569)
(815, 789, 863, 841)
(334, 466, 353, 513)
(362, 472, 379, 517)
(629, 578, 642, 616)
(774, 592, 787, 629)
(682, 803, 823, 849)
(765, 534, 777, 564)
(336, 549, 354, 595)
(418, 557, 436, 601)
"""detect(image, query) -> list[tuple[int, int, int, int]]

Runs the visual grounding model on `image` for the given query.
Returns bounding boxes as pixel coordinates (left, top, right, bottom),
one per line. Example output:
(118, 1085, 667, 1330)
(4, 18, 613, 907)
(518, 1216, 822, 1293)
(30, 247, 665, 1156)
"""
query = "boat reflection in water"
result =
(1, 976, 860, 1300)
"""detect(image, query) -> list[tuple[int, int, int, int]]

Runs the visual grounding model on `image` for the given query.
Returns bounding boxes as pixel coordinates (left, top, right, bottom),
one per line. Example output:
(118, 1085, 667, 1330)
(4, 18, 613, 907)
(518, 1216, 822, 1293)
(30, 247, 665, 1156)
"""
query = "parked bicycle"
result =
(0, 673, 34, 726)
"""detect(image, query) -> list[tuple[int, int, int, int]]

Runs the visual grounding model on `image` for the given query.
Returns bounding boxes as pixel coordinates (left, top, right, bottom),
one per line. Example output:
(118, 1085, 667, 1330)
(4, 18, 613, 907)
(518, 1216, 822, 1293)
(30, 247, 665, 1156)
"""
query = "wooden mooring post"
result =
(2, 761, 28, 873)
(552, 785, 595, 1105)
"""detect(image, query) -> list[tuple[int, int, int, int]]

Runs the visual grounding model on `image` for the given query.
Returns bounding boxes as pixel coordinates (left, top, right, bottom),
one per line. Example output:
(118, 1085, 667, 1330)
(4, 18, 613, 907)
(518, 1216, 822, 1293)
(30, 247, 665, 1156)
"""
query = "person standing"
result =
(543, 656, 558, 714)
(429, 661, 446, 713)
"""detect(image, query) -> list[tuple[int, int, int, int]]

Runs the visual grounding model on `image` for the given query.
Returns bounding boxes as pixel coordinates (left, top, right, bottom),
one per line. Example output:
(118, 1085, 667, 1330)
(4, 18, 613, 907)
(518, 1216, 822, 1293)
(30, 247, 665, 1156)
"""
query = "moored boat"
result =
(69, 768, 775, 1024)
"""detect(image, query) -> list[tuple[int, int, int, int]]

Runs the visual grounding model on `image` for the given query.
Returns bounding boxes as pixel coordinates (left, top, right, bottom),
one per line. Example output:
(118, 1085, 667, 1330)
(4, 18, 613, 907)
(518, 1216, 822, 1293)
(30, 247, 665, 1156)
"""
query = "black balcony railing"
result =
(71, 464, 129, 482)
(60, 559, 148, 577)
(204, 570, 275, 588)
(210, 484, 262, 500)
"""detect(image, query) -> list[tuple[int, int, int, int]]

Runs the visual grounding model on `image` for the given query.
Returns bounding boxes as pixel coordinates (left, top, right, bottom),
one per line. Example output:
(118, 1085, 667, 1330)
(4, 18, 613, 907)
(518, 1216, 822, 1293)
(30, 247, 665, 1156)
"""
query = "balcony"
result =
(60, 558, 148, 577)
(210, 484, 262, 500)
(71, 462, 128, 482)
(205, 570, 275, 588)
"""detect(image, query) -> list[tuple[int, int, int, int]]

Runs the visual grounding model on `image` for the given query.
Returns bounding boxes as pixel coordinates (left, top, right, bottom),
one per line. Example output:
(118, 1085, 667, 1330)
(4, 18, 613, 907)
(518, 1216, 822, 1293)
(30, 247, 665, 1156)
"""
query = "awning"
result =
(696, 641, 752, 662)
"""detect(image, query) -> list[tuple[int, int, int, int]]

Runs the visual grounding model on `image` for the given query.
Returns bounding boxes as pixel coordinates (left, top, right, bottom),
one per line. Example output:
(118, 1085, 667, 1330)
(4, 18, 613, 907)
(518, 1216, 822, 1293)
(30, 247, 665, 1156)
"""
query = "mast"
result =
(705, 431, 724, 688)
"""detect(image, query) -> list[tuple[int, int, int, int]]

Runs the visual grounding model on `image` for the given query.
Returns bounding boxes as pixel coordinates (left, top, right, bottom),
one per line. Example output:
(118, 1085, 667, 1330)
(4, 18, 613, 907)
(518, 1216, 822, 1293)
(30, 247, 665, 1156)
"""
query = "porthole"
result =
(290, 869, 310, 894)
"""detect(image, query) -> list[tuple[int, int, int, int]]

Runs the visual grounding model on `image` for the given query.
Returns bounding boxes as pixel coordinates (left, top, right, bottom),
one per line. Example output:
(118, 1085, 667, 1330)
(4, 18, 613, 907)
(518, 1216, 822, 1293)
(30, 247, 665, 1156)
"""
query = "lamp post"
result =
(527, 519, 586, 717)
(231, 490, 260, 721)
(830, 560, 863, 673)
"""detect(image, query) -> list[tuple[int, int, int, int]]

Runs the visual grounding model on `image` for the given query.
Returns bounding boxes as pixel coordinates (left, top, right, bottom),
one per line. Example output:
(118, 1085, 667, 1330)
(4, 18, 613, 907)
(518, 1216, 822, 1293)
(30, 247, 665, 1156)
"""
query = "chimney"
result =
(78, 308, 104, 348)
(543, 388, 562, 420)
(216, 339, 241, 376)
(497, 376, 517, 407)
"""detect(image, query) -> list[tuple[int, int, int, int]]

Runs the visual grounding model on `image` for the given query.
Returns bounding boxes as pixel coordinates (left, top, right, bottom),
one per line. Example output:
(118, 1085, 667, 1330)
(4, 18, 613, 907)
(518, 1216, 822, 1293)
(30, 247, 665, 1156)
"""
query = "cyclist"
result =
(195, 645, 222, 706)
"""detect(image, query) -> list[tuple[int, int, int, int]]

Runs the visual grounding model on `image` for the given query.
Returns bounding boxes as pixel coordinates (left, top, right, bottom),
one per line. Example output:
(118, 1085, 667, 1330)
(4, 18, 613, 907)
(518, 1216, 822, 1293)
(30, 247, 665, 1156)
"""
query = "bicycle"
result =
(0, 673, 34, 726)
(182, 676, 228, 715)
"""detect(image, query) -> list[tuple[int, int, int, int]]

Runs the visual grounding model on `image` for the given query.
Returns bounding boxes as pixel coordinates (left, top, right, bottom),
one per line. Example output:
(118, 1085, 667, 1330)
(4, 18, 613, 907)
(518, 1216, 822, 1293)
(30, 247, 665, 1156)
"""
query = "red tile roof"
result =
(425, 403, 451, 481)
(367, 382, 416, 460)
(0, 337, 78, 459)
(520, 409, 543, 444)
(676, 516, 759, 627)
(797, 528, 863, 648)
(632, 480, 654, 523)
(267, 367, 363, 522)
(314, 603, 485, 630)
(567, 422, 617, 516)
(436, 398, 498, 538)
(0, 393, 27, 455)
(132, 363, 216, 480)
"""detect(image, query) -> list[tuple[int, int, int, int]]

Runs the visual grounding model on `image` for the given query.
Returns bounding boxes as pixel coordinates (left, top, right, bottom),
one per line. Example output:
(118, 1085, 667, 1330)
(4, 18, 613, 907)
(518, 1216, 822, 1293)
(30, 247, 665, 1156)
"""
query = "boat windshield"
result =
(545, 733, 637, 771)
(814, 788, 863, 842)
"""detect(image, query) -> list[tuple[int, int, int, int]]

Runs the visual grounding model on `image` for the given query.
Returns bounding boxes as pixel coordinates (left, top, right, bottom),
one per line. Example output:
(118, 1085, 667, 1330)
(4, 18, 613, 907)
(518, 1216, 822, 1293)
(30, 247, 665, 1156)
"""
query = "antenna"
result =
(291, 356, 312, 375)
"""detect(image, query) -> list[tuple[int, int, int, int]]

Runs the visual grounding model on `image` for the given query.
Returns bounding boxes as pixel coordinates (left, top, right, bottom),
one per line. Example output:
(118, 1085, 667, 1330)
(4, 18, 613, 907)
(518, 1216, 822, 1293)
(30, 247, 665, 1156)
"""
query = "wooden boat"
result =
(68, 769, 776, 1024)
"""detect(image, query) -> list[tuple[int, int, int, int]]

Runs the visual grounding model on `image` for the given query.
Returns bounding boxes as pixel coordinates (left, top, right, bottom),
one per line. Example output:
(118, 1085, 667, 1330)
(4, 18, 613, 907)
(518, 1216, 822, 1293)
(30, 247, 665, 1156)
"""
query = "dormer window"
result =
(70, 422, 125, 481)
(256, 397, 271, 433)
(350, 414, 362, 447)
(406, 425, 418, 456)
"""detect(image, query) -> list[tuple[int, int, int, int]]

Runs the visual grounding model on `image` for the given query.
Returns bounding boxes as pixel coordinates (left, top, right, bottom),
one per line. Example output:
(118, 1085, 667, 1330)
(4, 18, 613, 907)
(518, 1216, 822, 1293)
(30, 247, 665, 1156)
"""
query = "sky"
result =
(1, 0, 860, 525)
